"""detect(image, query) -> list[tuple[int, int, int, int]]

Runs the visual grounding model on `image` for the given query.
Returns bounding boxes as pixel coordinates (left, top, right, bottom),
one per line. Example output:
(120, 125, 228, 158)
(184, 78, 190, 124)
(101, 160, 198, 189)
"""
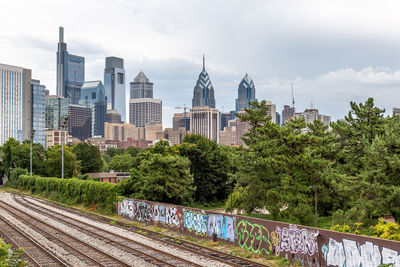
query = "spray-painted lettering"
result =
(236, 220, 272, 256)
(275, 224, 319, 256)
(183, 209, 207, 235)
(134, 201, 152, 222)
(153, 204, 181, 227)
(118, 198, 134, 219)
(207, 214, 235, 242)
(322, 238, 400, 267)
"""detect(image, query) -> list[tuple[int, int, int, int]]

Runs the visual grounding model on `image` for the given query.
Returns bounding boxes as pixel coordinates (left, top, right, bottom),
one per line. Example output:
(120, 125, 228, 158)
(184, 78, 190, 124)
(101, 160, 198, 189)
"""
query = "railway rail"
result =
(12, 194, 211, 267)
(14, 194, 268, 267)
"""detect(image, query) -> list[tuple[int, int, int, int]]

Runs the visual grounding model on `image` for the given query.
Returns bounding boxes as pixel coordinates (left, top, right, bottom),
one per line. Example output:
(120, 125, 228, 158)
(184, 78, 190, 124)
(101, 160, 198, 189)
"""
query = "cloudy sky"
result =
(1, 0, 400, 127)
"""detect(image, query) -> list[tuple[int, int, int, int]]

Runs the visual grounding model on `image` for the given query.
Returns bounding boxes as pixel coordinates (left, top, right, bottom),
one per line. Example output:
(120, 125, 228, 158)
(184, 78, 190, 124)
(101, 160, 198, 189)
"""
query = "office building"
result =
(80, 81, 106, 137)
(164, 127, 187, 145)
(56, 26, 85, 104)
(276, 112, 281, 126)
(219, 126, 237, 146)
(104, 57, 126, 122)
(130, 71, 153, 99)
(45, 129, 68, 149)
(235, 74, 257, 113)
(129, 98, 162, 127)
(145, 122, 163, 142)
(282, 105, 295, 124)
(45, 95, 69, 130)
(192, 55, 215, 108)
(173, 113, 190, 131)
(0, 63, 32, 145)
(68, 104, 92, 141)
(220, 112, 231, 131)
(31, 80, 46, 146)
(294, 109, 331, 126)
(104, 122, 144, 141)
(86, 136, 118, 154)
(106, 109, 122, 123)
(190, 106, 219, 142)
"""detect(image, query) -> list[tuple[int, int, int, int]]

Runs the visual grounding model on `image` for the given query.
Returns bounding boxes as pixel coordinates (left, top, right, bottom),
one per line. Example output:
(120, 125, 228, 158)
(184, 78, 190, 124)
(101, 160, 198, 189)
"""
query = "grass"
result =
(191, 201, 226, 210)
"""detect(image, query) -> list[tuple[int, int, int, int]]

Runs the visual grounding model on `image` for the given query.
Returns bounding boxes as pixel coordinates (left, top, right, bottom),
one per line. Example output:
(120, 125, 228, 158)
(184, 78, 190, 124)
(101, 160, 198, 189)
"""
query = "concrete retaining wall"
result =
(118, 198, 400, 267)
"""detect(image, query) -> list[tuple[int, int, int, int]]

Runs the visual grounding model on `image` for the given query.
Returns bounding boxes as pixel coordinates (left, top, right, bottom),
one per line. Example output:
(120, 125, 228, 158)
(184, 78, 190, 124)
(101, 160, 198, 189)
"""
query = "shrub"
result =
(0, 237, 26, 266)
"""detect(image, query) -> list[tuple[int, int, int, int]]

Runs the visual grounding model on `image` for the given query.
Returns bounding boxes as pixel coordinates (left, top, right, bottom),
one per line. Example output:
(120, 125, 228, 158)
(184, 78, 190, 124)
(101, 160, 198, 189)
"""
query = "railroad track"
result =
(0, 214, 68, 267)
(12, 194, 207, 267)
(0, 201, 130, 267)
(14, 194, 268, 267)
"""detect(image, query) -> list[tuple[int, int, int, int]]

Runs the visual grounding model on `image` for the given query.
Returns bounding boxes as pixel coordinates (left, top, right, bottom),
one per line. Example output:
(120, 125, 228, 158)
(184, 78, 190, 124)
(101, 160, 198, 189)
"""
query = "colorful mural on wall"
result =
(117, 198, 400, 267)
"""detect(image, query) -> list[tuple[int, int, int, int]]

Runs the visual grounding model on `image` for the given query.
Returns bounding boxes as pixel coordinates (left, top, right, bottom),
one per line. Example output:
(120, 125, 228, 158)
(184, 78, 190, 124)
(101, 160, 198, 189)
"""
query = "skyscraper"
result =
(130, 71, 153, 99)
(294, 109, 331, 126)
(0, 63, 32, 145)
(282, 105, 295, 125)
(129, 98, 162, 127)
(45, 96, 69, 130)
(192, 55, 215, 108)
(56, 26, 85, 104)
(80, 81, 106, 137)
(190, 106, 219, 142)
(235, 74, 257, 113)
(68, 104, 92, 141)
(104, 57, 126, 122)
(31, 79, 46, 146)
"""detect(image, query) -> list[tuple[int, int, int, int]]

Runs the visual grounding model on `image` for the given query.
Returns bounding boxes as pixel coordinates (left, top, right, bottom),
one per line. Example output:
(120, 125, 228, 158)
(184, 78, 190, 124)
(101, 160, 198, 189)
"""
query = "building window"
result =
(92, 92, 96, 99)
(118, 73, 123, 84)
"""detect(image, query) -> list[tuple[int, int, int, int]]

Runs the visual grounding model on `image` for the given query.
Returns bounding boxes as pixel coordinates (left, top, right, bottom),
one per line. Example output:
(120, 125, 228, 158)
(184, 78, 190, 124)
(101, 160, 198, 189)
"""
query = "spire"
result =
(202, 54, 205, 71)
(59, 26, 64, 43)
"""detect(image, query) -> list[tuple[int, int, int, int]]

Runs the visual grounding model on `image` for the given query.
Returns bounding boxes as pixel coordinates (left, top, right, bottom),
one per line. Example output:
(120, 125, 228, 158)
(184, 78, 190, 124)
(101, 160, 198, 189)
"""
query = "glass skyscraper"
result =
(235, 74, 257, 113)
(57, 26, 85, 104)
(192, 55, 215, 108)
(45, 96, 69, 130)
(0, 63, 32, 145)
(31, 79, 46, 147)
(130, 71, 153, 99)
(104, 57, 126, 122)
(80, 81, 106, 137)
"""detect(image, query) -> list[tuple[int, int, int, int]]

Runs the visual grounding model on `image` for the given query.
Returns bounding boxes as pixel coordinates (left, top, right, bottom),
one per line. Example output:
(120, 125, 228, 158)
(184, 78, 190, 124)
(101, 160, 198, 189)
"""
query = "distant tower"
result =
(104, 57, 126, 122)
(192, 55, 216, 108)
(56, 26, 85, 104)
(130, 71, 153, 99)
(235, 73, 257, 112)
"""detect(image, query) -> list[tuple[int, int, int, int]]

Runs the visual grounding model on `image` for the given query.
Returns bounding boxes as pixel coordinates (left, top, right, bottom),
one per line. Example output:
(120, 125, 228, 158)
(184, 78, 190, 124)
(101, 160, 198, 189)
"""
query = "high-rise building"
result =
(68, 104, 92, 141)
(31, 80, 46, 146)
(45, 96, 69, 130)
(0, 63, 32, 145)
(235, 74, 257, 113)
(106, 109, 122, 124)
(282, 105, 295, 125)
(104, 122, 144, 141)
(192, 55, 215, 108)
(164, 127, 187, 145)
(393, 107, 400, 117)
(104, 57, 126, 122)
(294, 109, 331, 126)
(80, 81, 106, 137)
(219, 126, 237, 146)
(276, 112, 281, 126)
(173, 113, 190, 131)
(129, 98, 162, 127)
(189, 106, 219, 142)
(56, 26, 85, 104)
(220, 112, 231, 131)
(130, 71, 153, 99)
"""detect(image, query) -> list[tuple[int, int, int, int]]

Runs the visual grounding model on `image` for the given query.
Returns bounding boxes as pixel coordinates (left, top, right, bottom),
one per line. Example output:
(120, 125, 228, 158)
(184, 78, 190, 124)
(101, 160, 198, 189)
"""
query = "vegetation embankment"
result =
(2, 98, 400, 239)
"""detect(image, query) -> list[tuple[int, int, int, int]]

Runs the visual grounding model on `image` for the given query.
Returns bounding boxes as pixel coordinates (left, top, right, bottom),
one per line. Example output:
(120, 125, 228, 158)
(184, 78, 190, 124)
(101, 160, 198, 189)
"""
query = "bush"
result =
(12, 175, 120, 214)
(6, 168, 28, 187)
(0, 237, 26, 266)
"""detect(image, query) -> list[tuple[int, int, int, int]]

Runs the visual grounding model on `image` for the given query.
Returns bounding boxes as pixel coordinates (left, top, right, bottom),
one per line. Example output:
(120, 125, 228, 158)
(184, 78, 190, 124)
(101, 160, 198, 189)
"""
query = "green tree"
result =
(108, 153, 136, 172)
(0, 237, 26, 267)
(72, 143, 103, 174)
(125, 146, 141, 157)
(46, 145, 76, 178)
(130, 153, 195, 204)
(180, 135, 230, 203)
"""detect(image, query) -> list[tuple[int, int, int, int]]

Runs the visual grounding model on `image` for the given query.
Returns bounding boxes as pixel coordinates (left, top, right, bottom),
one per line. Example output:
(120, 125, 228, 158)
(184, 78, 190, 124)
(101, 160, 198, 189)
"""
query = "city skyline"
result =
(2, 1, 400, 128)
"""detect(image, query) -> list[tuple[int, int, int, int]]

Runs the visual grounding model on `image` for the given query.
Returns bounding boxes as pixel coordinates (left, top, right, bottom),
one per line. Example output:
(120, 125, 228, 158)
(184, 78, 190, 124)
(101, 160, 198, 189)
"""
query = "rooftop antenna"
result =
(202, 54, 205, 70)
(291, 83, 295, 110)
(310, 100, 314, 109)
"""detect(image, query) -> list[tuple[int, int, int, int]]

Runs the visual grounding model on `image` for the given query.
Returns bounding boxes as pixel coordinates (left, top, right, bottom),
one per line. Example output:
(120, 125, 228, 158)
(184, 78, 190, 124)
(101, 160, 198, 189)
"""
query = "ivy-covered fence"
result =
(13, 175, 119, 214)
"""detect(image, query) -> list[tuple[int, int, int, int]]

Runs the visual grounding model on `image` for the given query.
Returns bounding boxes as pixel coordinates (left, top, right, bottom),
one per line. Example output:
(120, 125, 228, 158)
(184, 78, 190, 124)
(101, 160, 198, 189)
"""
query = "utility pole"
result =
(61, 116, 68, 179)
(30, 130, 36, 176)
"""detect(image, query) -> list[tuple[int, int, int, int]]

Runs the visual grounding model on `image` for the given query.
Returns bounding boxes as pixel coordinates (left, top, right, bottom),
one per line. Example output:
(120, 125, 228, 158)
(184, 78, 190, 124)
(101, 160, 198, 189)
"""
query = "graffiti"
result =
(271, 231, 280, 247)
(235, 220, 272, 256)
(153, 204, 181, 227)
(322, 238, 400, 267)
(118, 198, 134, 219)
(134, 201, 152, 222)
(207, 215, 235, 242)
(292, 254, 320, 267)
(275, 224, 319, 256)
(183, 209, 207, 235)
